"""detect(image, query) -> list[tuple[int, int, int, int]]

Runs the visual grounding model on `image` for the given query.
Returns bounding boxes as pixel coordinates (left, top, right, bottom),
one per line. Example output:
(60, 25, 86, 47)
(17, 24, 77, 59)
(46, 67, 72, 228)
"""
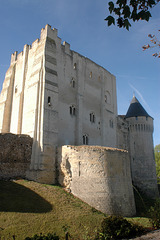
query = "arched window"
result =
(90, 112, 95, 123)
(70, 77, 75, 88)
(73, 63, 77, 69)
(105, 91, 111, 104)
(70, 105, 76, 116)
(83, 134, 88, 145)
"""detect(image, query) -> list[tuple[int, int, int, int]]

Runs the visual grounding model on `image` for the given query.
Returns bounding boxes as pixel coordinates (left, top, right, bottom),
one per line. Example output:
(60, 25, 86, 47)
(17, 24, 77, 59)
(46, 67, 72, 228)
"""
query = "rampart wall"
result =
(58, 145, 136, 216)
(0, 133, 33, 180)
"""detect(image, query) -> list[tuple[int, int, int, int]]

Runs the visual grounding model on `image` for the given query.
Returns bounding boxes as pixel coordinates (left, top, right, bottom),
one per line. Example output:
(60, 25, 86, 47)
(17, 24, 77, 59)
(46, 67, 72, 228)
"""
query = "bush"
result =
(98, 216, 144, 239)
(148, 198, 160, 229)
(24, 233, 59, 240)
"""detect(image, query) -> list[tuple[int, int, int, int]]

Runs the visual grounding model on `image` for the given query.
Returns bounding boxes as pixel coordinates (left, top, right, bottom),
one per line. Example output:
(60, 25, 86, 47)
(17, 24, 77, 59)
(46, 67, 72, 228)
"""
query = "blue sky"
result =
(0, 0, 159, 146)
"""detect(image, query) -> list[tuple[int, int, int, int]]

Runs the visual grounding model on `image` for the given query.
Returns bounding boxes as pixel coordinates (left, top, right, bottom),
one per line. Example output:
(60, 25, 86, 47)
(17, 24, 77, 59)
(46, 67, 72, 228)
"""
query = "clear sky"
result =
(0, 0, 159, 146)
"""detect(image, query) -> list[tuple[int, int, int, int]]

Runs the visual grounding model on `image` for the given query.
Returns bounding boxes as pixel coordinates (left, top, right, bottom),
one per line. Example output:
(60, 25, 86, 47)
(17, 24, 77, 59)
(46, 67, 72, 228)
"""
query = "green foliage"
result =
(155, 145, 160, 181)
(133, 185, 155, 217)
(105, 0, 160, 30)
(99, 216, 145, 239)
(148, 199, 160, 229)
(25, 233, 59, 240)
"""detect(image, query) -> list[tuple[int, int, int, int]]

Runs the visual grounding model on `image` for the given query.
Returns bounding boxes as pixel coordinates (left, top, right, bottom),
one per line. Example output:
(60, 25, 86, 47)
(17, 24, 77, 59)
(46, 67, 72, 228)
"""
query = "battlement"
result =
(10, 51, 18, 65)
(10, 24, 60, 65)
(40, 24, 58, 41)
(63, 41, 71, 55)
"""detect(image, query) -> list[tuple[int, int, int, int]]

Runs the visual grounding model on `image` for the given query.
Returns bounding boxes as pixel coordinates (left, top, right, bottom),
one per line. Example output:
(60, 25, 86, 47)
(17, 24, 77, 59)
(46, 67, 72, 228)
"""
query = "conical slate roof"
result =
(125, 96, 151, 118)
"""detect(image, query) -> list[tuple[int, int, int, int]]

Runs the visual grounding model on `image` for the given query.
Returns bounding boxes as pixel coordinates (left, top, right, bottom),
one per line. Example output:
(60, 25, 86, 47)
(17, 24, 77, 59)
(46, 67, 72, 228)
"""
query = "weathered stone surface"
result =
(0, 133, 33, 179)
(58, 145, 136, 217)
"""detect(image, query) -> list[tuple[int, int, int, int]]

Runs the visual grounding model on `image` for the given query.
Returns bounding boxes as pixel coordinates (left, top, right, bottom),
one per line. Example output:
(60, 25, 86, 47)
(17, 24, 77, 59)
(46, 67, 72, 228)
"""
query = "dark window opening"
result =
(70, 105, 76, 116)
(73, 63, 77, 69)
(90, 112, 95, 123)
(15, 86, 18, 93)
(70, 78, 75, 88)
(83, 135, 88, 145)
(48, 96, 51, 106)
(109, 119, 114, 128)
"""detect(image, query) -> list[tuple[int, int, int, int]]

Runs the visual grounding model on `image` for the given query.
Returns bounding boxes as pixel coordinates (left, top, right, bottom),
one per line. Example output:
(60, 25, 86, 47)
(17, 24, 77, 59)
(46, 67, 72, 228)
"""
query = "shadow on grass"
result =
(0, 180, 52, 213)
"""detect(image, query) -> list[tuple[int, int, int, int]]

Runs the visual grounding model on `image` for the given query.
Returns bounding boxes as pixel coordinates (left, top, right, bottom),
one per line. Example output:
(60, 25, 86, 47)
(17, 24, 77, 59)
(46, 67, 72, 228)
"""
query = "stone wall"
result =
(58, 145, 136, 217)
(0, 133, 33, 179)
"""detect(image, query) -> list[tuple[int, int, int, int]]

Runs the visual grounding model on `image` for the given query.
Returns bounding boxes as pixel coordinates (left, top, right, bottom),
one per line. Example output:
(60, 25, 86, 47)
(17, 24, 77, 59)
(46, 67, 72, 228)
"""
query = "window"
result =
(90, 112, 95, 123)
(15, 86, 18, 93)
(109, 119, 113, 128)
(90, 71, 92, 78)
(105, 91, 111, 104)
(83, 134, 88, 145)
(70, 77, 75, 88)
(48, 96, 51, 106)
(70, 105, 76, 116)
(73, 63, 77, 69)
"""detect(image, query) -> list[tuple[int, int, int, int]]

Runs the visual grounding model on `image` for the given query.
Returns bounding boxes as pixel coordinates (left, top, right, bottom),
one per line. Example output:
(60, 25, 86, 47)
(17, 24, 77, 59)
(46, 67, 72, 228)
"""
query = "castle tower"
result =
(125, 95, 159, 198)
(0, 24, 118, 184)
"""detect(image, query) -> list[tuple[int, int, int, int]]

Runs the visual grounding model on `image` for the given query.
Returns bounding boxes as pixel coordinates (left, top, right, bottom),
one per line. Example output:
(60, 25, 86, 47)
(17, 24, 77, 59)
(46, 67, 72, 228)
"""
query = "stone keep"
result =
(0, 24, 158, 216)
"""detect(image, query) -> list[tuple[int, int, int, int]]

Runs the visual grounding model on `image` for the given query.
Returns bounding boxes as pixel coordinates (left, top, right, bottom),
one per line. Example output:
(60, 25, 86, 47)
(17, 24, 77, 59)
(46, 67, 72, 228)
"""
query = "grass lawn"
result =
(0, 180, 152, 240)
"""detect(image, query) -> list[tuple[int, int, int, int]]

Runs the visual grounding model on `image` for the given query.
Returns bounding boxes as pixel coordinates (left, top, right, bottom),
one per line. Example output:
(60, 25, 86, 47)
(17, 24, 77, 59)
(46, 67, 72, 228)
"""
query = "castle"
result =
(0, 24, 158, 216)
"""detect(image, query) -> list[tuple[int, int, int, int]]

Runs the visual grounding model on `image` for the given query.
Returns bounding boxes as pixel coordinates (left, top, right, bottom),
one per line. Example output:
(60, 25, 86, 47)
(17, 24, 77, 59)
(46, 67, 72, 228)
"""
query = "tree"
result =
(142, 30, 160, 58)
(155, 144, 160, 183)
(105, 0, 160, 30)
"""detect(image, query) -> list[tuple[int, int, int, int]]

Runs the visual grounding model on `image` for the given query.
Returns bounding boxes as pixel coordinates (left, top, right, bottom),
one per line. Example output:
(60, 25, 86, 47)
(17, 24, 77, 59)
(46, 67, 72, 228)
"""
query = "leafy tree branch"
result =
(105, 0, 160, 30)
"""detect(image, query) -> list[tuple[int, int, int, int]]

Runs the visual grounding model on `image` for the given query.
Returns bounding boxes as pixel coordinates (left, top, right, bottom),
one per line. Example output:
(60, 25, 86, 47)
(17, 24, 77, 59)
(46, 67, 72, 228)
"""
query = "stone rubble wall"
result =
(0, 133, 33, 180)
(58, 145, 136, 217)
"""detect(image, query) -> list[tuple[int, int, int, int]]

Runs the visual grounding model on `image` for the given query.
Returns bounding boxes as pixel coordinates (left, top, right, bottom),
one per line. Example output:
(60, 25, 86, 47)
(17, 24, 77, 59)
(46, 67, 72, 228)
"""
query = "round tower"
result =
(125, 95, 159, 198)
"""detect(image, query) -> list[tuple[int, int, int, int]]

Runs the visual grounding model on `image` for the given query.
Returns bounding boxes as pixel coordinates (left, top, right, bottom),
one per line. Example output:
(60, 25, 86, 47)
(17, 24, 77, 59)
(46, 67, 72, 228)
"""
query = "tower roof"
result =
(125, 96, 151, 118)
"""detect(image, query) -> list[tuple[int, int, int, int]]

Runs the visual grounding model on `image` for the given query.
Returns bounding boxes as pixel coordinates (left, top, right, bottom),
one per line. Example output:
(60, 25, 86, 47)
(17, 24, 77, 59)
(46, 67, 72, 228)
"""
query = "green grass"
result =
(0, 180, 105, 239)
(0, 180, 154, 240)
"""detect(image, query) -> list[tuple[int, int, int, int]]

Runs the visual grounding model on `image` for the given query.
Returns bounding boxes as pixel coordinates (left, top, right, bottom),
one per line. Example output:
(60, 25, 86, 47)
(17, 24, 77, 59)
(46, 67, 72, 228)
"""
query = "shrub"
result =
(24, 233, 59, 240)
(148, 198, 160, 229)
(98, 216, 144, 239)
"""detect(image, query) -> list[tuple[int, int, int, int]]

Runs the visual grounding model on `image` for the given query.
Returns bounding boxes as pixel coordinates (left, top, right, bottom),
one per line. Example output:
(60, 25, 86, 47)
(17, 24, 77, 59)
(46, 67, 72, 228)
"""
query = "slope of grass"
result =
(0, 180, 153, 240)
(0, 180, 105, 239)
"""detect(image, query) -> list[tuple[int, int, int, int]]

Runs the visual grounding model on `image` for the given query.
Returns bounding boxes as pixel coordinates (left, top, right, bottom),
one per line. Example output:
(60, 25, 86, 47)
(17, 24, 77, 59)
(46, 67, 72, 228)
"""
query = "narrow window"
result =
(15, 86, 18, 93)
(70, 78, 75, 88)
(78, 161, 81, 176)
(70, 105, 76, 116)
(48, 96, 51, 106)
(73, 63, 77, 69)
(90, 112, 95, 123)
(109, 119, 114, 128)
(90, 71, 92, 78)
(83, 134, 88, 145)
(105, 91, 111, 104)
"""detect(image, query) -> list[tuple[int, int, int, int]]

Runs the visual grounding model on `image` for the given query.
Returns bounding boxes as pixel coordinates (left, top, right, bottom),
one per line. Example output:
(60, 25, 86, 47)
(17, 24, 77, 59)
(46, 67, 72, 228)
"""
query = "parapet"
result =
(10, 51, 18, 65)
(63, 41, 71, 55)
(40, 24, 58, 41)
